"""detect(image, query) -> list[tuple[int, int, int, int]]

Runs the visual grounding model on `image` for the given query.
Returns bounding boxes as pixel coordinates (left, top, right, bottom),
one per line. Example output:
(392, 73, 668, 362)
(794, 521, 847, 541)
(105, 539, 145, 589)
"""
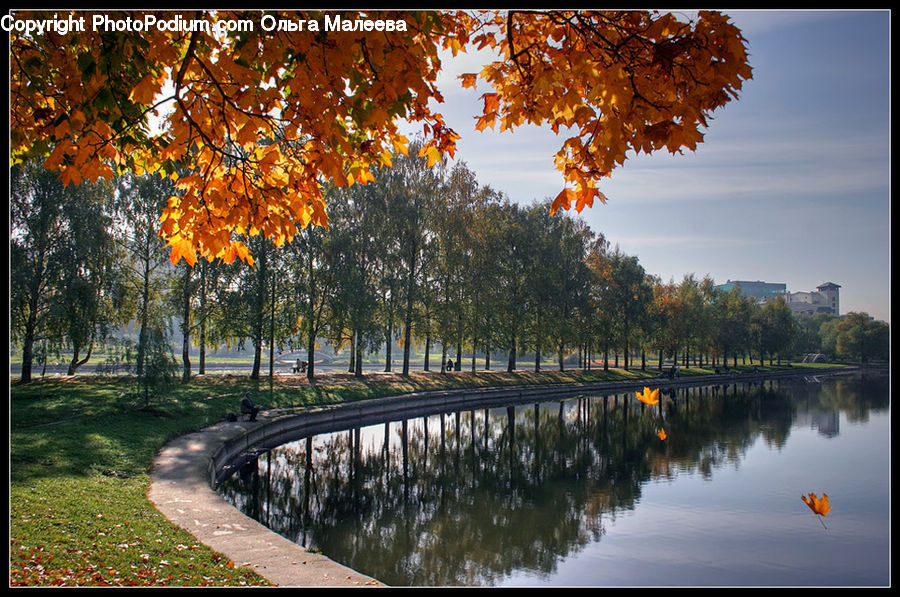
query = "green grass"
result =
(9, 363, 828, 586)
(10, 476, 267, 586)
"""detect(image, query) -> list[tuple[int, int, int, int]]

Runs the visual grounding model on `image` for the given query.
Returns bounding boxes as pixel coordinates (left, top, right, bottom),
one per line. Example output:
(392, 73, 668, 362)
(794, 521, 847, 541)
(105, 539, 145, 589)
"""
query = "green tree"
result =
(135, 325, 178, 409)
(12, 163, 132, 380)
(585, 237, 615, 370)
(324, 182, 383, 377)
(169, 261, 196, 382)
(551, 215, 593, 370)
(288, 222, 338, 380)
(712, 285, 753, 367)
(487, 202, 532, 372)
(754, 296, 795, 365)
(385, 142, 444, 376)
(464, 189, 509, 371)
(676, 274, 704, 366)
(429, 163, 482, 372)
(11, 163, 71, 383)
(791, 312, 837, 359)
(246, 236, 278, 380)
(832, 312, 890, 364)
(114, 172, 176, 381)
(606, 249, 651, 370)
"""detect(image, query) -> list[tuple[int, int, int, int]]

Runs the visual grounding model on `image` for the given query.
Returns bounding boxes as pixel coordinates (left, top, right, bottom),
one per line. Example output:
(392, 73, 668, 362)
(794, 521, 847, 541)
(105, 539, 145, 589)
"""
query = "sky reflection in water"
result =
(218, 372, 890, 587)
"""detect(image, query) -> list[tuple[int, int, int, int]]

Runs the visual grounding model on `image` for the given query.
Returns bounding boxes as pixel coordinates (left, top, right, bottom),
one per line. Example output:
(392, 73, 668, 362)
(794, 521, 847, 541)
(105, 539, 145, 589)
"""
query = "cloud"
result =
(727, 9, 854, 37)
(612, 234, 776, 250)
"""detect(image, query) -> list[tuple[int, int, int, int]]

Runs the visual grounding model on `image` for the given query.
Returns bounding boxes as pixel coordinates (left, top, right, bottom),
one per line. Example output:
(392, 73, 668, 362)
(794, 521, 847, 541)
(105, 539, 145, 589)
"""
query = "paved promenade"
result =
(147, 415, 382, 587)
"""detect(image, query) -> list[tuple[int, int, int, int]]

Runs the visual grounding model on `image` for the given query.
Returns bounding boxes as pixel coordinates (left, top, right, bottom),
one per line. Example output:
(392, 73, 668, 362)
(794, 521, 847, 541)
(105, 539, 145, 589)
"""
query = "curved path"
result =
(147, 414, 382, 586)
(148, 367, 854, 587)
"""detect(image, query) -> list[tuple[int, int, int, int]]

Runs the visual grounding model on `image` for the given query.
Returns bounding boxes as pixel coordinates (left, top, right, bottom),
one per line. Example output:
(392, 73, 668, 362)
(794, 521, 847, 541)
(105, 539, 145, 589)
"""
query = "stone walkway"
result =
(147, 415, 382, 587)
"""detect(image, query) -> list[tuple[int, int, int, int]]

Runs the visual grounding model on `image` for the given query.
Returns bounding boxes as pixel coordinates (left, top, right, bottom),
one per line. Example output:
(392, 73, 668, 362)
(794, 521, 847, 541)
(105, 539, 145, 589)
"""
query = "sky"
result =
(417, 9, 891, 323)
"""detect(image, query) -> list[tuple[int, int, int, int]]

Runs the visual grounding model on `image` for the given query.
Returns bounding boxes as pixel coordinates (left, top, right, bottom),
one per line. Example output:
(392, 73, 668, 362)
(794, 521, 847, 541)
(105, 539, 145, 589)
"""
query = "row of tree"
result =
(10, 147, 889, 387)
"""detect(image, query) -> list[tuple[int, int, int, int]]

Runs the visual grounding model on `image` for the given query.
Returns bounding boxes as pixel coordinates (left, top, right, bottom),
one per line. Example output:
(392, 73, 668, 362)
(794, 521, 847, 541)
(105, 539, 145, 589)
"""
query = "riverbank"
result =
(9, 363, 864, 586)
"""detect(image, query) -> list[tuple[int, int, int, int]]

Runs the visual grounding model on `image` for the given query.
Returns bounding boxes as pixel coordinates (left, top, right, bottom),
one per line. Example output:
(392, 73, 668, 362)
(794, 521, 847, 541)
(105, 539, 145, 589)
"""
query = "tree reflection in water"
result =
(217, 372, 889, 586)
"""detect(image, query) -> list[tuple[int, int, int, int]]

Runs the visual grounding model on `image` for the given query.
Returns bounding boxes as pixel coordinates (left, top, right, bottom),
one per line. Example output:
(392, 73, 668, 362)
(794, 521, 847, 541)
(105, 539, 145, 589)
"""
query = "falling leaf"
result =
(801, 492, 831, 529)
(635, 386, 660, 405)
(657, 428, 667, 440)
(801, 492, 831, 517)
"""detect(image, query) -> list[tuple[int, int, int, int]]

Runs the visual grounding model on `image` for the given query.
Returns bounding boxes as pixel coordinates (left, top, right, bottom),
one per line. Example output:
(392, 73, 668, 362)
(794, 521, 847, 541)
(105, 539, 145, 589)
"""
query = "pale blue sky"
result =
(424, 9, 891, 323)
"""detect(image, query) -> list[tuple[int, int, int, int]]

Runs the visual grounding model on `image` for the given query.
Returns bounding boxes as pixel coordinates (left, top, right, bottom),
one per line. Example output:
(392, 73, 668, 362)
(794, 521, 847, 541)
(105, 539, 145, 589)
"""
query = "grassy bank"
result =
(9, 364, 826, 586)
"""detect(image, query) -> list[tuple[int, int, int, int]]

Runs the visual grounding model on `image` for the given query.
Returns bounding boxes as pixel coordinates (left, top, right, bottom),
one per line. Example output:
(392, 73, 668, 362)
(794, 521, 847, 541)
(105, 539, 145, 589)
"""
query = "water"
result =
(217, 372, 890, 587)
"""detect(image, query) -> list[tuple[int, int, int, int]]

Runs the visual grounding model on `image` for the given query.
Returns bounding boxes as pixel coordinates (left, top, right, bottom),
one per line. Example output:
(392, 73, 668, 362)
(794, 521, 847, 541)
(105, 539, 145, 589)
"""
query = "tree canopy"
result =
(10, 9, 751, 265)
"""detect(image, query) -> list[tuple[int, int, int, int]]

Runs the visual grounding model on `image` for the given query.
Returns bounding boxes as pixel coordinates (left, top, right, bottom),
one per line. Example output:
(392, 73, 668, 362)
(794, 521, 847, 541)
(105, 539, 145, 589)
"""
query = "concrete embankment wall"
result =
(209, 366, 855, 487)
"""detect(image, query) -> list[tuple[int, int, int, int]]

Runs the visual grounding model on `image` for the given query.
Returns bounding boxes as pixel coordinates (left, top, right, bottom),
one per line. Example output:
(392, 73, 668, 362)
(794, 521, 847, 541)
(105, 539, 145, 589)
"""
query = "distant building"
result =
(715, 280, 787, 302)
(786, 282, 840, 316)
(716, 280, 841, 316)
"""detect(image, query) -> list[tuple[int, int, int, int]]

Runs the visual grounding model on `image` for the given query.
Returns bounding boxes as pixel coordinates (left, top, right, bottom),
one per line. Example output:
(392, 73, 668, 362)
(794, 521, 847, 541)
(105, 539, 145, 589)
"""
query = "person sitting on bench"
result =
(241, 392, 261, 421)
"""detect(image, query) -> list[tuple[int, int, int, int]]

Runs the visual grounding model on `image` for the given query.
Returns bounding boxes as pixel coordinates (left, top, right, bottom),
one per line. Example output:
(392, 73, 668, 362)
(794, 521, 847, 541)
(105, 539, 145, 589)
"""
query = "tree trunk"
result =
(20, 312, 36, 384)
(182, 265, 192, 383)
(402, 247, 416, 377)
(199, 261, 207, 375)
(306, 325, 316, 381)
(137, 247, 151, 378)
(424, 331, 431, 371)
(250, 268, 266, 380)
(67, 338, 94, 376)
(19, 236, 51, 384)
(348, 330, 356, 373)
(384, 319, 393, 372)
(507, 338, 517, 372)
(355, 331, 363, 377)
(269, 274, 276, 380)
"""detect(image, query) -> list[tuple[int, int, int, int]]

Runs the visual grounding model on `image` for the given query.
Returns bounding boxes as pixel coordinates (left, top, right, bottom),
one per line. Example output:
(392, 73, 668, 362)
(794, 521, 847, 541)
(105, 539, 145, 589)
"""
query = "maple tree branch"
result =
(169, 30, 266, 172)
(505, 11, 532, 82)
(190, 53, 281, 142)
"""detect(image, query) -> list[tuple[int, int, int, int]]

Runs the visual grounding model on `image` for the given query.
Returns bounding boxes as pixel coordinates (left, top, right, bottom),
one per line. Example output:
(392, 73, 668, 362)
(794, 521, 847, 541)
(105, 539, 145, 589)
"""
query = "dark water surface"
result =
(217, 372, 890, 586)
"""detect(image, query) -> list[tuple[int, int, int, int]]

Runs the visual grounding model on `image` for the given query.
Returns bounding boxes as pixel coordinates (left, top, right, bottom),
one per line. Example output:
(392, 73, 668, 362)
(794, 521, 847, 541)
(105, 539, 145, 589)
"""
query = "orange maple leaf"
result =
(801, 492, 831, 517)
(657, 428, 667, 441)
(635, 386, 660, 405)
(168, 234, 198, 267)
(801, 492, 831, 529)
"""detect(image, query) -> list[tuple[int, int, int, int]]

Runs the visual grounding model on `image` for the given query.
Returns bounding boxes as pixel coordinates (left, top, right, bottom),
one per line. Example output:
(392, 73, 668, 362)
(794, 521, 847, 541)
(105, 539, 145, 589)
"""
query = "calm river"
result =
(217, 371, 890, 587)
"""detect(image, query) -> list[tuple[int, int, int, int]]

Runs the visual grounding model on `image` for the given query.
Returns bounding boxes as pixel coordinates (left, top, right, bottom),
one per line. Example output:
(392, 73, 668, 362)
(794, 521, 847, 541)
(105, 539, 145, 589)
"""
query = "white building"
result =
(786, 282, 840, 316)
